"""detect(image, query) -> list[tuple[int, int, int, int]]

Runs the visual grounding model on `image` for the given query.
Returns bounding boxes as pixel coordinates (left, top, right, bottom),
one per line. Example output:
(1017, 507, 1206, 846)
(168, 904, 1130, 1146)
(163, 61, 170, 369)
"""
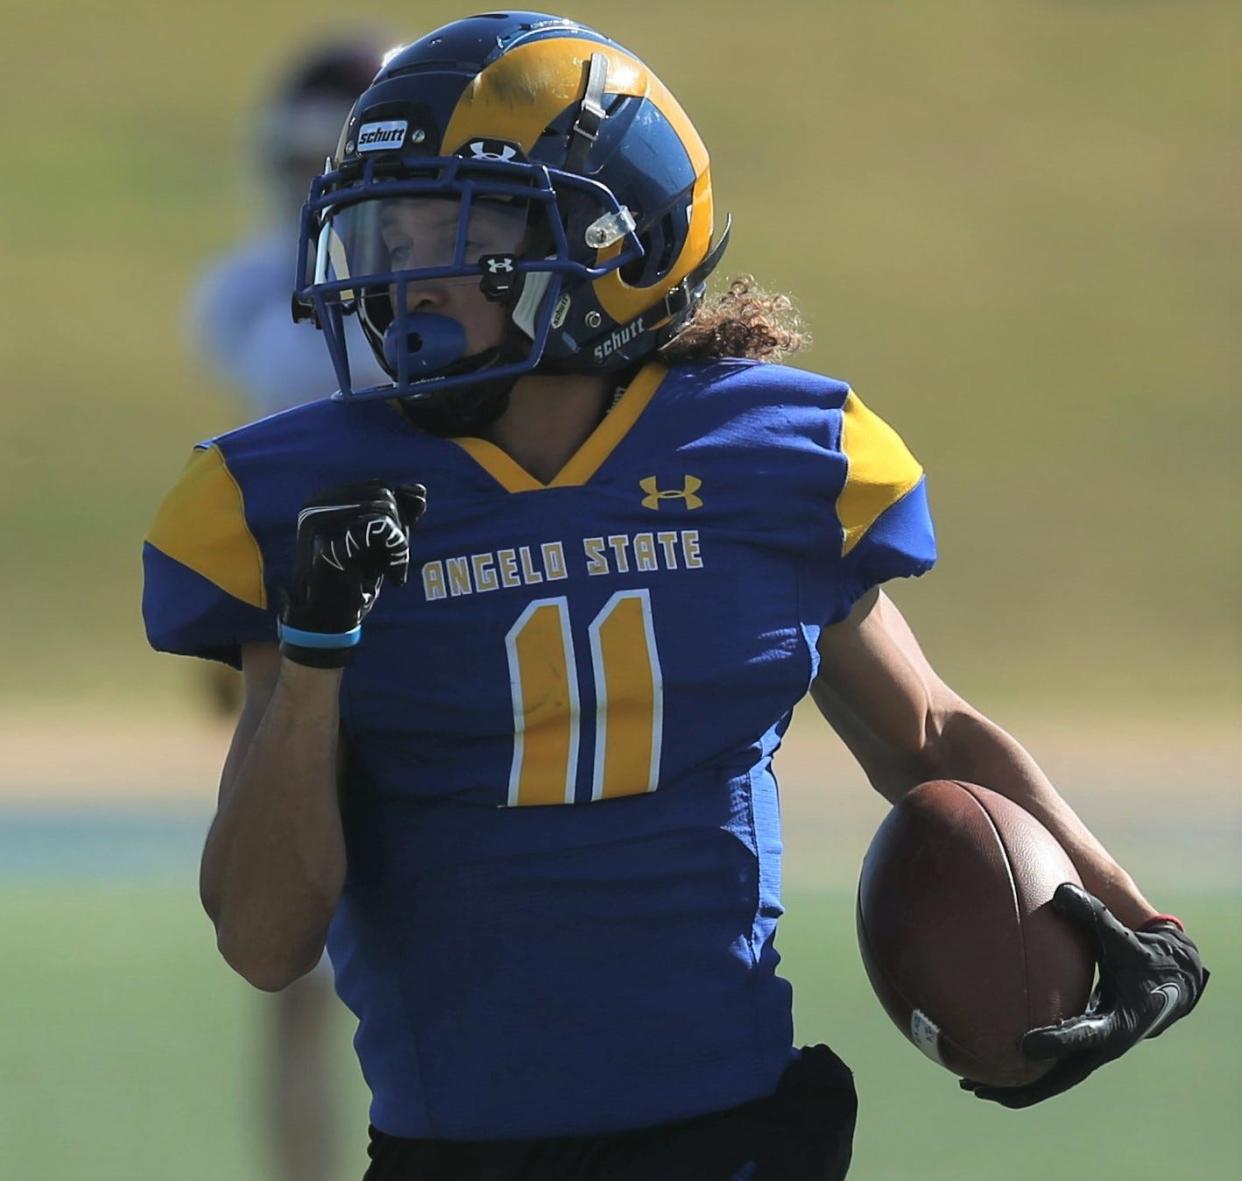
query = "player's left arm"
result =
(811, 587, 1209, 1105)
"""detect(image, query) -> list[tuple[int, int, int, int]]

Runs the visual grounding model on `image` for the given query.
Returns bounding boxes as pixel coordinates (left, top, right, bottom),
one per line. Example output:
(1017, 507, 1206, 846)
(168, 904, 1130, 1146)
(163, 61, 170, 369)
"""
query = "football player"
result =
(145, 13, 1208, 1179)
(181, 37, 389, 1181)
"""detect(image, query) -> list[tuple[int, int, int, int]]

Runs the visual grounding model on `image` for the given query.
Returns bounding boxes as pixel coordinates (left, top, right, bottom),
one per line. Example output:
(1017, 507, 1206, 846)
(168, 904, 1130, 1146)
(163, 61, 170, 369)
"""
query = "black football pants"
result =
(361, 1043, 857, 1181)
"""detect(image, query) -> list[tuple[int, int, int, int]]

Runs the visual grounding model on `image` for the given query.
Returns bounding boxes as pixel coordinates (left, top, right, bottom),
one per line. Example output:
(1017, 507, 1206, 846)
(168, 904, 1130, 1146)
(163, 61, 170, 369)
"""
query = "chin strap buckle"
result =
(658, 215, 734, 326)
(291, 293, 320, 328)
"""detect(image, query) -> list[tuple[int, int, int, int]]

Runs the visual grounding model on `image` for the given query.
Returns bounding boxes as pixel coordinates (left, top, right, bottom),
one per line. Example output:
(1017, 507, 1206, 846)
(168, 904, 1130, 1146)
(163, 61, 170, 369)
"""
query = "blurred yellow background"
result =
(2, 0, 1238, 714)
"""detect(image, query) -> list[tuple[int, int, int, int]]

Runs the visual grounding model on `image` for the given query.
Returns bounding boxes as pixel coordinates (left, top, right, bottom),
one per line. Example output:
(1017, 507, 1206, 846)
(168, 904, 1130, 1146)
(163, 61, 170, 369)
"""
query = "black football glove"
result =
(961, 882, 1209, 1108)
(278, 480, 427, 668)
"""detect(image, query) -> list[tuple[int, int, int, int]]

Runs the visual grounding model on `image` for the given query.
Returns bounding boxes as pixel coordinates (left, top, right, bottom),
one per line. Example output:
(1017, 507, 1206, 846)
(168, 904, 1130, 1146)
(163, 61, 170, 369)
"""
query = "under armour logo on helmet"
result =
(485, 257, 515, 274)
(468, 140, 518, 162)
(640, 475, 703, 511)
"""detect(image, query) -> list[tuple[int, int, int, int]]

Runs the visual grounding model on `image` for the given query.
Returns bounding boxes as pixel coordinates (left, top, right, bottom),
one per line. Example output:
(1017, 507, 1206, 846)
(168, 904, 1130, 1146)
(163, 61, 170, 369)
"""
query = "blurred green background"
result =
(1, 1, 1238, 1178)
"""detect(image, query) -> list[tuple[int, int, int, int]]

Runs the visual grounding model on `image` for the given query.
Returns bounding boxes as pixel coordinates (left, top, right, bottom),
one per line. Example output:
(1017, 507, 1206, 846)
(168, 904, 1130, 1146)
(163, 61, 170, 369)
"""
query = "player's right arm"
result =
(200, 644, 348, 992)
(143, 438, 425, 989)
(196, 479, 426, 991)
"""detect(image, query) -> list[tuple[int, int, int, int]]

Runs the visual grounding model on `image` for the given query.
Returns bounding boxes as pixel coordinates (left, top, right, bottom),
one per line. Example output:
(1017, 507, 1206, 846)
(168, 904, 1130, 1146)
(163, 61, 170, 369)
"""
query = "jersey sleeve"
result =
(142, 443, 277, 667)
(806, 387, 937, 626)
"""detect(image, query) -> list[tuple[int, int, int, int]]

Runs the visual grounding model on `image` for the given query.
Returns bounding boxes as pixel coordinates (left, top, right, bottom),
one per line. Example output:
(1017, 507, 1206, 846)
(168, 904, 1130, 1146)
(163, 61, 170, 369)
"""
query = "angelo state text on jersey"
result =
(420, 529, 704, 600)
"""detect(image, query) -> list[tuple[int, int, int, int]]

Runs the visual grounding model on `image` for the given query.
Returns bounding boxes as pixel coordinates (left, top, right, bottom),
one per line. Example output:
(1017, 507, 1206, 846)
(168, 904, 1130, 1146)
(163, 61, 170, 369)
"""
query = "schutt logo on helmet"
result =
(356, 121, 407, 152)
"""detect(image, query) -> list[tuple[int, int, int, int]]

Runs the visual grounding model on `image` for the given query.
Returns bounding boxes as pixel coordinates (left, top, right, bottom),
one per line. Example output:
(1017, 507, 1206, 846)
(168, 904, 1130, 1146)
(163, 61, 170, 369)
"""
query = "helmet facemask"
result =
(295, 151, 645, 411)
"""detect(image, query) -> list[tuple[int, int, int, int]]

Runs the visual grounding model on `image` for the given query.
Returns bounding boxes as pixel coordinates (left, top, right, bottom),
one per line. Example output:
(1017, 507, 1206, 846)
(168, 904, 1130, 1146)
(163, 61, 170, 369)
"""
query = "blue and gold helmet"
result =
(293, 11, 729, 409)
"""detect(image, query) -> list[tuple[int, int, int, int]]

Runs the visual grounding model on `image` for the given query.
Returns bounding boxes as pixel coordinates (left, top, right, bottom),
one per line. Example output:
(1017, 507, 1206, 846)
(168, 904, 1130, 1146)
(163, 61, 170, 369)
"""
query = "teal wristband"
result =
(277, 622, 363, 649)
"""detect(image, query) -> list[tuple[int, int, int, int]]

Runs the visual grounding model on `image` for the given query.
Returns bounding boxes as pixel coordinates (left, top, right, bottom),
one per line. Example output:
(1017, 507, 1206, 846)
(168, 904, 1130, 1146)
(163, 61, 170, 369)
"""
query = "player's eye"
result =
(385, 237, 414, 264)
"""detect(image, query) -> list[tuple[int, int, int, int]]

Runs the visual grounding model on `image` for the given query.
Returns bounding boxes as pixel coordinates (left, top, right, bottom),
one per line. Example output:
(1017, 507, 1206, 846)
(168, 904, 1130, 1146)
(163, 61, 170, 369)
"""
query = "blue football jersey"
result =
(143, 359, 935, 1139)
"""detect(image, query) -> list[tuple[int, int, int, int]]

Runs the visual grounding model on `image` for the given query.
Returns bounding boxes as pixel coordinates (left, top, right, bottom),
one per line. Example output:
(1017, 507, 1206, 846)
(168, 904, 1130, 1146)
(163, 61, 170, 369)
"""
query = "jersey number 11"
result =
(504, 589, 663, 807)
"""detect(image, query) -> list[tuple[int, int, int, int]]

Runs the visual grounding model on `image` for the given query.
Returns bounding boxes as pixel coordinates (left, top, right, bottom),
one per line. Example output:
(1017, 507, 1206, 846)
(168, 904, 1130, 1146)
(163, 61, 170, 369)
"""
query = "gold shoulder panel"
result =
(145, 445, 267, 609)
(837, 390, 924, 557)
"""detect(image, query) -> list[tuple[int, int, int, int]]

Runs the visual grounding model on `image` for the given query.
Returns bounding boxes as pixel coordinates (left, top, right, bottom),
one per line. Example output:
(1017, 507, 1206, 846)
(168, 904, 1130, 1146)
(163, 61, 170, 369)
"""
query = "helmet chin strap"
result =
(398, 376, 514, 437)
(394, 317, 534, 438)
(391, 260, 560, 435)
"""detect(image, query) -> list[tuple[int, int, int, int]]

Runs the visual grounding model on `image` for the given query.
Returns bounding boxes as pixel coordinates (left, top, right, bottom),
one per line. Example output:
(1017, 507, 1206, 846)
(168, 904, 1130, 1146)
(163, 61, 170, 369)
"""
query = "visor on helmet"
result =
(313, 195, 529, 290)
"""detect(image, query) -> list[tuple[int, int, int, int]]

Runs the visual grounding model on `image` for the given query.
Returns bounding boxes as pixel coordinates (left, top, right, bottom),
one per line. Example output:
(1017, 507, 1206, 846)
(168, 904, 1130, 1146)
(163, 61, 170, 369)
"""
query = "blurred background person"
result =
(188, 37, 391, 422)
(184, 35, 391, 1181)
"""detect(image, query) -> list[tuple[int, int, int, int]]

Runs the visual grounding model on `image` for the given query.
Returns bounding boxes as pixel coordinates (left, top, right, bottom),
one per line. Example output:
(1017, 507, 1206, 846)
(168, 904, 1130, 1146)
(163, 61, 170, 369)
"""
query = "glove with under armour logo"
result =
(961, 882, 1208, 1108)
(278, 481, 427, 669)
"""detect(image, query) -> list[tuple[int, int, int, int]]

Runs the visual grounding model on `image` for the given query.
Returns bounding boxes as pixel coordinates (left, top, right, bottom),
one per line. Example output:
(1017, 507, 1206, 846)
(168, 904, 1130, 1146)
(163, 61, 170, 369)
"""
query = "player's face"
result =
(379, 198, 526, 355)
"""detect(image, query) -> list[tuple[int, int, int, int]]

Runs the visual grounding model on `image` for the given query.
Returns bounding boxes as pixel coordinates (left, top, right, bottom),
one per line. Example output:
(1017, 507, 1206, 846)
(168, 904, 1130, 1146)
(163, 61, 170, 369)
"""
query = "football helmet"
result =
(293, 11, 730, 417)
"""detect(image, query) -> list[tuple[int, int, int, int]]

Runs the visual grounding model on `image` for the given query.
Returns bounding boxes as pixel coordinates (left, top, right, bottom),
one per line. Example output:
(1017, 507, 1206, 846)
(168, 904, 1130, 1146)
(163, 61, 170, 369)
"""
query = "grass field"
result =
(2, 878, 1237, 1181)
(1, 707, 1236, 1178)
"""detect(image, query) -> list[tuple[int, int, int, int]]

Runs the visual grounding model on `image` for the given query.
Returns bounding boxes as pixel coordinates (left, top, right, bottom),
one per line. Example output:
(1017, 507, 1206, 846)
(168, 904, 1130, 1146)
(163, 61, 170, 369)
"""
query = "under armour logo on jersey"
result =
(467, 139, 518, 162)
(640, 475, 703, 510)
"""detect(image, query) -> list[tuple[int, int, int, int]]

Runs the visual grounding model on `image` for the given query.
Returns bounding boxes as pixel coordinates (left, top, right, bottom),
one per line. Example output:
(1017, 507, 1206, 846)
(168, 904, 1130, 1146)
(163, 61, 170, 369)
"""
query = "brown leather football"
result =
(856, 779, 1095, 1086)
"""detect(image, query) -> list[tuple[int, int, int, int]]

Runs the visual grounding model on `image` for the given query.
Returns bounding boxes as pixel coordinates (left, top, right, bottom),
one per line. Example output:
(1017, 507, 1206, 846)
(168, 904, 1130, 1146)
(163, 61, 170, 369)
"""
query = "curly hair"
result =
(659, 275, 809, 364)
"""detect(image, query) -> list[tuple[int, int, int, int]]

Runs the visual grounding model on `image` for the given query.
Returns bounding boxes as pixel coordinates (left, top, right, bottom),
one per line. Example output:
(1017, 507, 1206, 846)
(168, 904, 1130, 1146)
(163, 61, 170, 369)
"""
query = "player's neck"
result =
(481, 373, 612, 484)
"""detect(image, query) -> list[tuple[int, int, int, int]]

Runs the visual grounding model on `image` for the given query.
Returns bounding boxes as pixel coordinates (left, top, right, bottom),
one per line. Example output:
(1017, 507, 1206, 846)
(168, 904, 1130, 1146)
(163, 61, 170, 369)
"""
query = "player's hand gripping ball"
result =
(279, 480, 427, 668)
(961, 883, 1209, 1107)
(856, 780, 1095, 1087)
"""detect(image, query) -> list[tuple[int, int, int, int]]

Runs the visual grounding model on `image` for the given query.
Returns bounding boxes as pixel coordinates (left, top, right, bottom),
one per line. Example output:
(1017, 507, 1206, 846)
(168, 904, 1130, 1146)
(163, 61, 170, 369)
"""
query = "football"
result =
(856, 779, 1094, 1086)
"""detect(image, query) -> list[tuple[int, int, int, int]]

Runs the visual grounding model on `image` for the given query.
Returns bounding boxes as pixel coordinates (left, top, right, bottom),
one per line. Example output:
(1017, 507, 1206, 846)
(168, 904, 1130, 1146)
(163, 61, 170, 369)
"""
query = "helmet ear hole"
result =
(619, 245, 645, 286)
(620, 211, 678, 287)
